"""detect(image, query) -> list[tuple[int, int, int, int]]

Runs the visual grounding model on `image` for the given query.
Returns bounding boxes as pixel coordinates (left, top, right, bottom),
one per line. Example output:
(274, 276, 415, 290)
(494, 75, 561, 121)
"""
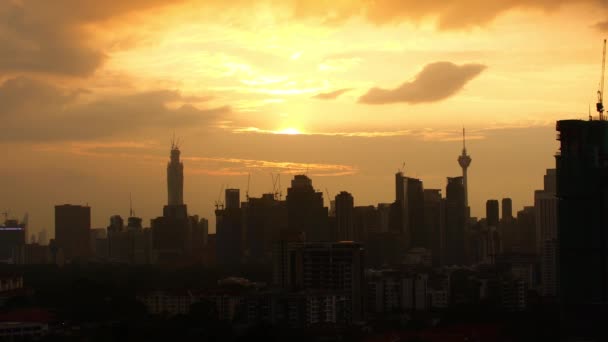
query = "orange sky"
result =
(1, 0, 607, 235)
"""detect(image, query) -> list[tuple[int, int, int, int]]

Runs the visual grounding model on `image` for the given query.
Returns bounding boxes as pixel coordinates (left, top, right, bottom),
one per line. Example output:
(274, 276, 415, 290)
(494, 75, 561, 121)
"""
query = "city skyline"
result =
(1, 0, 601, 235)
(3, 131, 554, 235)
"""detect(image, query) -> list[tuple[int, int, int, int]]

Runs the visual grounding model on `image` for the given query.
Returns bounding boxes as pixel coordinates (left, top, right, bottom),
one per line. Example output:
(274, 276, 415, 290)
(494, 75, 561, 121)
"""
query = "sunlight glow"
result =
(276, 127, 301, 135)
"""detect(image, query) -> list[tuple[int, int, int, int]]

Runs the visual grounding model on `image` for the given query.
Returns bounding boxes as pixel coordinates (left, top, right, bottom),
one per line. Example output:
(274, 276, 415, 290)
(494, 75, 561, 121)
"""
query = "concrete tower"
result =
(167, 138, 184, 206)
(458, 128, 472, 208)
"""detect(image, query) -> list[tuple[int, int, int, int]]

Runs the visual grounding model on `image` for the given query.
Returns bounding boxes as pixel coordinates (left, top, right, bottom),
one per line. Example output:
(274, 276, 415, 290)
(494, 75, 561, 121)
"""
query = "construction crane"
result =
(597, 39, 606, 120)
(214, 184, 225, 210)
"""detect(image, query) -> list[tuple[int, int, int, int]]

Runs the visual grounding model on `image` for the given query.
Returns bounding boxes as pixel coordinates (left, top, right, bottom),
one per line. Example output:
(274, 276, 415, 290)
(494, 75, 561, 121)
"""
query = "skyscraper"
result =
(556, 119, 608, 327)
(167, 139, 184, 206)
(535, 169, 558, 297)
(215, 191, 243, 265)
(392, 172, 425, 249)
(458, 128, 472, 209)
(335, 191, 354, 241)
(286, 175, 329, 241)
(444, 177, 467, 265)
(502, 198, 513, 220)
(151, 143, 191, 264)
(423, 189, 443, 266)
(55, 204, 91, 261)
(225, 189, 240, 209)
(486, 200, 499, 227)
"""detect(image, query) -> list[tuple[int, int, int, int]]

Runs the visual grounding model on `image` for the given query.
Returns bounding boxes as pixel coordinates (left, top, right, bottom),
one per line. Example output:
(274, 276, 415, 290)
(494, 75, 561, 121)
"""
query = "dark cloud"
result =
(359, 62, 486, 105)
(285, 0, 585, 29)
(312, 88, 353, 100)
(0, 77, 229, 141)
(593, 20, 608, 32)
(0, 0, 182, 76)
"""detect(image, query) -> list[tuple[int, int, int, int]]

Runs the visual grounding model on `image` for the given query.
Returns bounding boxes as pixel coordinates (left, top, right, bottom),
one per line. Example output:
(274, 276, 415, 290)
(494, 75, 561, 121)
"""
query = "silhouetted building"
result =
(502, 198, 513, 220)
(0, 219, 26, 263)
(535, 169, 558, 297)
(225, 189, 240, 210)
(486, 200, 499, 227)
(167, 140, 184, 206)
(392, 172, 425, 249)
(151, 144, 191, 264)
(501, 207, 535, 254)
(216, 189, 243, 265)
(556, 119, 608, 328)
(273, 230, 306, 288)
(353, 205, 377, 243)
(423, 189, 443, 266)
(243, 194, 287, 263)
(13, 243, 51, 265)
(335, 191, 354, 241)
(108, 214, 150, 264)
(444, 177, 467, 265)
(286, 175, 329, 241)
(37, 229, 48, 246)
(191, 216, 208, 263)
(286, 242, 365, 322)
(54, 204, 90, 261)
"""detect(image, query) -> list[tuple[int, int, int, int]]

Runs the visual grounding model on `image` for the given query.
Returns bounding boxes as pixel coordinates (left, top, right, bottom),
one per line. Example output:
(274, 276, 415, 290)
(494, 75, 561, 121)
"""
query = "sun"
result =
(276, 127, 301, 135)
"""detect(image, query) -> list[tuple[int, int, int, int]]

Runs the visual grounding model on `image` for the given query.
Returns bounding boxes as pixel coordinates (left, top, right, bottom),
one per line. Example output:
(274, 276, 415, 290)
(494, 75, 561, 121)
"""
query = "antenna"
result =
(590, 104, 593, 121)
(129, 193, 134, 217)
(462, 127, 466, 151)
(597, 39, 606, 120)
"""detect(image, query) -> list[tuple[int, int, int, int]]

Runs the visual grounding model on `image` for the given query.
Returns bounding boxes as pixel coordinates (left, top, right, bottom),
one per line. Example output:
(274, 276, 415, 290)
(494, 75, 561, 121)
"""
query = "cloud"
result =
(0, 0, 183, 76)
(593, 20, 608, 32)
(230, 125, 488, 141)
(0, 77, 229, 142)
(359, 62, 486, 105)
(312, 88, 353, 100)
(0, 0, 597, 78)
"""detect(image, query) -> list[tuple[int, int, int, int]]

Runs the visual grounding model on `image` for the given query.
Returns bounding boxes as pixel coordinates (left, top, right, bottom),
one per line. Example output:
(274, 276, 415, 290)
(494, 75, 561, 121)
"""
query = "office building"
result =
(286, 175, 329, 242)
(225, 189, 240, 210)
(502, 198, 513, 220)
(243, 193, 287, 264)
(54, 204, 90, 261)
(335, 191, 354, 241)
(444, 177, 467, 265)
(216, 189, 243, 265)
(423, 189, 443, 266)
(486, 200, 499, 227)
(393, 172, 425, 249)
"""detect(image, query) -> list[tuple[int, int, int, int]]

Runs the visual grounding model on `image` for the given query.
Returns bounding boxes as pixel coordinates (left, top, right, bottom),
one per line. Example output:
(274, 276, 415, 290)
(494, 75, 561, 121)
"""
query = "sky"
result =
(1, 0, 607, 236)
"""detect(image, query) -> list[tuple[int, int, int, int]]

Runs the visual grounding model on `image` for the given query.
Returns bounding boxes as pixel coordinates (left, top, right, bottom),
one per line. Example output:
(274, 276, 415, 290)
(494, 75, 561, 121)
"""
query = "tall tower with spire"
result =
(167, 137, 184, 206)
(458, 128, 472, 208)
